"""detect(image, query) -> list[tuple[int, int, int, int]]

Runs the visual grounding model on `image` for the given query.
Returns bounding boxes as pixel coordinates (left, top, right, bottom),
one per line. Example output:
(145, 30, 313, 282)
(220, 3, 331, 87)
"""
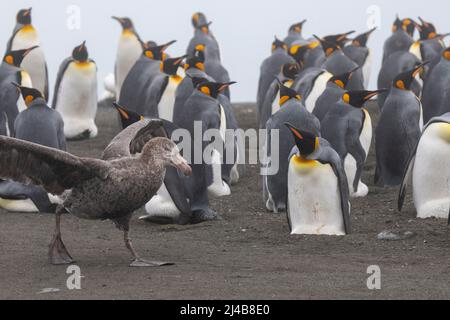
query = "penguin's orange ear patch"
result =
(279, 95, 290, 106)
(5, 55, 13, 65)
(195, 62, 205, 71)
(25, 95, 34, 105)
(444, 51, 450, 61)
(326, 48, 334, 56)
(200, 86, 211, 96)
(343, 93, 350, 103)
(145, 51, 154, 59)
(334, 79, 345, 88)
(396, 80, 405, 89)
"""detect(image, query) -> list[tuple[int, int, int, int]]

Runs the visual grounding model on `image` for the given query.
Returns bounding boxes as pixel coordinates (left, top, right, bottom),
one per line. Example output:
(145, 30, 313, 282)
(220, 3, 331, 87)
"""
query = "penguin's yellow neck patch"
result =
(75, 61, 93, 68)
(122, 29, 135, 37)
(20, 25, 36, 33)
(437, 123, 450, 142)
(170, 75, 183, 84)
(292, 155, 319, 173)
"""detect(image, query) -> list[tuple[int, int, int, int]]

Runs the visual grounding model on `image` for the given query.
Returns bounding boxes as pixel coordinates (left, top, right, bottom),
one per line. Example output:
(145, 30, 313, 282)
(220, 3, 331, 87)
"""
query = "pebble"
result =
(377, 231, 416, 241)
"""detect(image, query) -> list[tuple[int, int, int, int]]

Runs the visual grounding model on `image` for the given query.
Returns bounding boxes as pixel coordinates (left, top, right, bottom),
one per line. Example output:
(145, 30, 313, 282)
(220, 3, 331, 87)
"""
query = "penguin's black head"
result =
(161, 55, 187, 75)
(329, 67, 360, 89)
(272, 37, 288, 53)
(392, 16, 403, 32)
(289, 20, 307, 34)
(72, 41, 89, 62)
(352, 28, 377, 47)
(289, 44, 309, 66)
(17, 8, 32, 25)
(393, 62, 429, 90)
(194, 43, 207, 60)
(402, 18, 416, 37)
(112, 17, 134, 31)
(12, 83, 44, 107)
(192, 12, 209, 29)
(313, 35, 341, 57)
(417, 17, 438, 40)
(285, 123, 319, 158)
(189, 76, 209, 88)
(323, 31, 355, 47)
(4, 46, 38, 67)
(281, 62, 301, 80)
(196, 81, 237, 99)
(342, 90, 386, 108)
(277, 79, 301, 106)
(113, 103, 144, 129)
(144, 40, 176, 61)
(185, 54, 205, 71)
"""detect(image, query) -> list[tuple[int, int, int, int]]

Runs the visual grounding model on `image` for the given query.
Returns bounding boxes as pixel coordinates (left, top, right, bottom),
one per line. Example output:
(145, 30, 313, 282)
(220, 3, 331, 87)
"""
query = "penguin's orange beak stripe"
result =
(117, 107, 130, 120)
(289, 127, 304, 140)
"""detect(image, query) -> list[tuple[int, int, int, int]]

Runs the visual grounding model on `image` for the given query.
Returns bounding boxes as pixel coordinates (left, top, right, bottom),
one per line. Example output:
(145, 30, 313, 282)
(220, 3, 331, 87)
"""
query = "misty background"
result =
(0, 0, 447, 103)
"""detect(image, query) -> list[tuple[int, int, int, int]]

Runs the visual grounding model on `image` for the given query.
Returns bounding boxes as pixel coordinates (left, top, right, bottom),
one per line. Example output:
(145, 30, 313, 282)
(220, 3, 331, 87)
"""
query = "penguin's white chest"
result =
(305, 72, 333, 113)
(158, 77, 181, 122)
(17, 71, 33, 113)
(115, 33, 142, 96)
(272, 80, 293, 115)
(412, 123, 450, 219)
(56, 61, 98, 139)
(288, 156, 346, 236)
(362, 50, 372, 89)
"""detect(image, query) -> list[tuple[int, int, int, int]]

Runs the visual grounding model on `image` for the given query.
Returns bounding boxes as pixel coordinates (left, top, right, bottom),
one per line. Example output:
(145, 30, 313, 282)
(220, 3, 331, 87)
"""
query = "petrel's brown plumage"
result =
(0, 119, 191, 267)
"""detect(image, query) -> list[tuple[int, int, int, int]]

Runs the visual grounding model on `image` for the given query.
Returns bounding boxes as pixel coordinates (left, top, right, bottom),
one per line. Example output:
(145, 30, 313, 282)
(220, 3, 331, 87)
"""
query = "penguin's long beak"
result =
(161, 40, 177, 51)
(364, 89, 388, 101)
(218, 82, 237, 92)
(23, 45, 39, 57)
(24, 8, 32, 17)
(412, 61, 430, 77)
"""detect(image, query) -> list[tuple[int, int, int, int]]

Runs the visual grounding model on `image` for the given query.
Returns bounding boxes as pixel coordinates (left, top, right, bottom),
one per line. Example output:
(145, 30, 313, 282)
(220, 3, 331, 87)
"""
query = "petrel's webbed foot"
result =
(124, 231, 174, 268)
(49, 233, 74, 265)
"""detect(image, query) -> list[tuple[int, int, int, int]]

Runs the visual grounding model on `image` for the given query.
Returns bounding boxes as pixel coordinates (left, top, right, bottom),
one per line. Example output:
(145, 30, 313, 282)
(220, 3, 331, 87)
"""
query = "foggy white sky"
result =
(0, 0, 448, 102)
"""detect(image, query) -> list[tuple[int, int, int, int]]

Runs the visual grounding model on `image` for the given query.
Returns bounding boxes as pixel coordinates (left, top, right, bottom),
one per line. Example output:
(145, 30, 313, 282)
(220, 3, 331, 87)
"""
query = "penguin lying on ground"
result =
(399, 113, 450, 221)
(285, 123, 350, 236)
(112, 16, 144, 99)
(257, 37, 295, 122)
(7, 8, 48, 101)
(382, 16, 416, 63)
(421, 48, 450, 123)
(187, 13, 221, 61)
(119, 41, 176, 115)
(321, 90, 385, 198)
(375, 63, 426, 187)
(259, 62, 301, 129)
(313, 67, 359, 122)
(284, 20, 307, 47)
(263, 83, 321, 213)
(0, 46, 37, 136)
(343, 28, 377, 88)
(53, 42, 98, 140)
(0, 85, 66, 213)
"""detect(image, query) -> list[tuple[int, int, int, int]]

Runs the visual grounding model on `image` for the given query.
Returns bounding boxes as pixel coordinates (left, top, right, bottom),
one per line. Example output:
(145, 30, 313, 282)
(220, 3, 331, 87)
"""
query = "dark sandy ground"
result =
(0, 101, 448, 300)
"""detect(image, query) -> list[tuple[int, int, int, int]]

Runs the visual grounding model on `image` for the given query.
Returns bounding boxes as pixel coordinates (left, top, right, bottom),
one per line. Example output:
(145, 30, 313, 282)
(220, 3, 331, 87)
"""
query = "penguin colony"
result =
(0, 8, 448, 266)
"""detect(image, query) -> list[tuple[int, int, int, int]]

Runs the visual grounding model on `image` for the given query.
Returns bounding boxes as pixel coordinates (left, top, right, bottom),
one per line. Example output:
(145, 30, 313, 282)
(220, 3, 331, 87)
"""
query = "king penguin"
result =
(285, 123, 350, 236)
(313, 67, 359, 122)
(399, 113, 450, 221)
(7, 8, 48, 101)
(143, 55, 186, 121)
(263, 83, 321, 213)
(257, 37, 295, 123)
(421, 48, 450, 122)
(112, 16, 144, 99)
(343, 28, 377, 88)
(0, 85, 66, 213)
(53, 42, 98, 140)
(321, 90, 385, 198)
(375, 63, 427, 187)
(119, 40, 176, 115)
(187, 13, 221, 61)
(0, 46, 37, 136)
(382, 16, 416, 63)
(284, 20, 307, 47)
(259, 62, 301, 129)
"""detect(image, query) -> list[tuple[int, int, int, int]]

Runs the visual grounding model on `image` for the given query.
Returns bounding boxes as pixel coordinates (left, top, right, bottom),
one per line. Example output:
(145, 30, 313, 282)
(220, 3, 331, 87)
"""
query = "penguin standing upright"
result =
(263, 83, 321, 213)
(375, 64, 426, 187)
(0, 47, 37, 136)
(285, 124, 350, 236)
(119, 41, 176, 115)
(399, 113, 450, 221)
(313, 68, 358, 122)
(143, 55, 186, 121)
(187, 13, 221, 61)
(256, 38, 295, 121)
(316, 35, 364, 91)
(7, 8, 48, 101)
(321, 90, 384, 198)
(284, 20, 307, 47)
(112, 17, 144, 98)
(382, 17, 415, 63)
(0, 85, 66, 213)
(53, 42, 98, 140)
(421, 48, 450, 122)
(343, 28, 377, 88)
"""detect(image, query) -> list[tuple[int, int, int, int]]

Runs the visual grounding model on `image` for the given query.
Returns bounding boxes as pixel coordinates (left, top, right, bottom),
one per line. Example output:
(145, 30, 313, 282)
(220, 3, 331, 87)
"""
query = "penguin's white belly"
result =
(345, 109, 372, 198)
(288, 157, 346, 236)
(12, 31, 47, 95)
(271, 91, 281, 115)
(208, 105, 231, 198)
(306, 72, 333, 113)
(362, 50, 372, 89)
(143, 183, 181, 219)
(412, 123, 450, 219)
(17, 71, 33, 113)
(0, 198, 39, 213)
(115, 35, 142, 98)
(158, 79, 178, 122)
(55, 62, 98, 139)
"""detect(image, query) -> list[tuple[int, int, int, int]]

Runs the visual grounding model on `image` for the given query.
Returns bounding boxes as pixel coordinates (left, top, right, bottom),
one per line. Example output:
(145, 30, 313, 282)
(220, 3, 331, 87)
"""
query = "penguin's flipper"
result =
(398, 153, 416, 212)
(43, 63, 49, 102)
(260, 81, 279, 129)
(3, 77, 20, 137)
(163, 167, 192, 225)
(347, 138, 367, 193)
(52, 57, 73, 108)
